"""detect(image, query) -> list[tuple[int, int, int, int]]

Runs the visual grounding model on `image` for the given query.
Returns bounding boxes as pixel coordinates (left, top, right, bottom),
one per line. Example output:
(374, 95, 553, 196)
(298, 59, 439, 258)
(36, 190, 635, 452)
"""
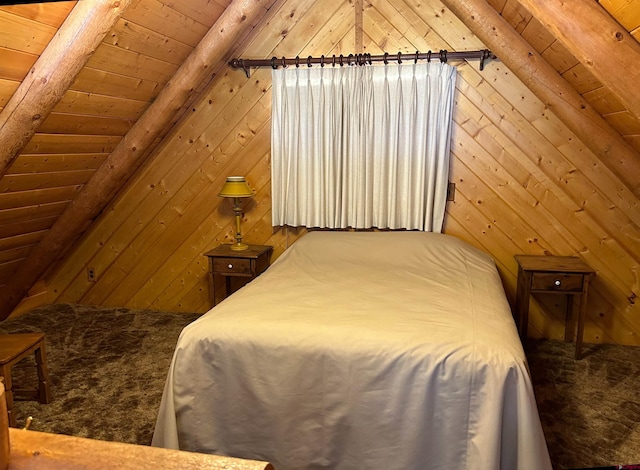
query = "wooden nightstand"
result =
(514, 255, 595, 359)
(204, 244, 273, 306)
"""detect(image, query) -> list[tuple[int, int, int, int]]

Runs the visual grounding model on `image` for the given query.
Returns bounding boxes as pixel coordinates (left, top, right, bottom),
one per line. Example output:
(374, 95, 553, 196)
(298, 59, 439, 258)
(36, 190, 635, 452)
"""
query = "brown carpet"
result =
(0, 303, 201, 445)
(526, 338, 640, 469)
(2, 303, 640, 469)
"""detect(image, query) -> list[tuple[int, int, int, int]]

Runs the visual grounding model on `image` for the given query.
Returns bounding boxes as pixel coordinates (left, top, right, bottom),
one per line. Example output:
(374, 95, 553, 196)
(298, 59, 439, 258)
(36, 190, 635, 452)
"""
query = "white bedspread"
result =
(152, 231, 551, 470)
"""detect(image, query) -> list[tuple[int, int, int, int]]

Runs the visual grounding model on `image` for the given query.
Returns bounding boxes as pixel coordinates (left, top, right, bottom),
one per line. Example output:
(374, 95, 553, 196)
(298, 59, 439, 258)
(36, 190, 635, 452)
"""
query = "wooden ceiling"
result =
(0, 0, 638, 319)
(493, 0, 640, 151)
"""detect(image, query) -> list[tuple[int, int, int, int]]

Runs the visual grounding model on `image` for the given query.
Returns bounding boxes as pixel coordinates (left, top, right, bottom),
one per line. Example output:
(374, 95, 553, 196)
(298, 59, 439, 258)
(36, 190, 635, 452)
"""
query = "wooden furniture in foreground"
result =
(1, 383, 8, 470)
(514, 255, 596, 360)
(204, 244, 273, 306)
(0, 333, 52, 428)
(7, 428, 274, 470)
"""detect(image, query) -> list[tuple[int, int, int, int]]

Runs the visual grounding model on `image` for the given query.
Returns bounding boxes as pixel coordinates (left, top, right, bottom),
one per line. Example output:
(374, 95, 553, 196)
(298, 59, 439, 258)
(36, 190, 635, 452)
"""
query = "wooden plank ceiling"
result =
(0, 0, 638, 344)
(495, 0, 640, 152)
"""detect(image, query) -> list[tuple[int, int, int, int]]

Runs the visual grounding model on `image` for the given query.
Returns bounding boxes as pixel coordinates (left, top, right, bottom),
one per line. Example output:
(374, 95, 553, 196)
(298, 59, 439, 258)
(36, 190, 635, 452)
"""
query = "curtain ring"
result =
(339, 54, 344, 66)
(397, 51, 402, 64)
(320, 55, 325, 67)
(439, 50, 447, 63)
(271, 57, 277, 69)
(383, 52, 388, 65)
(415, 51, 419, 63)
(427, 50, 432, 62)
(348, 53, 354, 65)
(306, 56, 312, 67)
(367, 53, 372, 65)
(281, 56, 286, 68)
(295, 56, 300, 68)
(332, 55, 336, 66)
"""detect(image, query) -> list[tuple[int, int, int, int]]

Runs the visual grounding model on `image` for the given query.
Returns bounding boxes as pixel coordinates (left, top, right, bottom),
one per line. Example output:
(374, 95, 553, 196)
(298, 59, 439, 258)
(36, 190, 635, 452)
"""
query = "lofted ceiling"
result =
(0, 0, 638, 319)
(492, 0, 640, 152)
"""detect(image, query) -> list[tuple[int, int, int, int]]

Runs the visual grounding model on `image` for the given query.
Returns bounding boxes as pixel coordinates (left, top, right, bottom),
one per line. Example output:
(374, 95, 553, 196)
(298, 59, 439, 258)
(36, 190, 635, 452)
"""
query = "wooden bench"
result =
(0, 333, 52, 427)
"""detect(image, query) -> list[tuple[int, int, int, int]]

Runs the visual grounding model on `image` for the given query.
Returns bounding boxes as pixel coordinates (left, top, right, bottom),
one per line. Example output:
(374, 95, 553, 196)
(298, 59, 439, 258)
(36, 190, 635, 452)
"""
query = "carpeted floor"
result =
(0, 303, 201, 445)
(1, 303, 640, 469)
(526, 338, 640, 469)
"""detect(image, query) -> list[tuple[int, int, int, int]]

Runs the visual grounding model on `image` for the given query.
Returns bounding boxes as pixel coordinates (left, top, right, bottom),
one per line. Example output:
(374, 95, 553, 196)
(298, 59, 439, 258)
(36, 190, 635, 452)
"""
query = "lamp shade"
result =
(218, 176, 254, 198)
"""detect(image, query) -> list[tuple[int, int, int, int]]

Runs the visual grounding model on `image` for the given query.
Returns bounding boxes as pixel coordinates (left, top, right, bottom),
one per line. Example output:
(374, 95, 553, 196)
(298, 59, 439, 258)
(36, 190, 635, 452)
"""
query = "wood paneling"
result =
(0, 187, 81, 211)
(7, 155, 108, 174)
(0, 0, 231, 292)
(123, 0, 211, 47)
(105, 19, 194, 66)
(496, 0, 640, 152)
(598, 0, 640, 32)
(0, 2, 75, 27)
(0, 9, 58, 55)
(38, 114, 133, 137)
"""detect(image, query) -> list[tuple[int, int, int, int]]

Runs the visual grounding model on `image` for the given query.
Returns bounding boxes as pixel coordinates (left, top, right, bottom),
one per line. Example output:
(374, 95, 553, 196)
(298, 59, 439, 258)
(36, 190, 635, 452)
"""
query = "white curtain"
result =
(271, 62, 456, 232)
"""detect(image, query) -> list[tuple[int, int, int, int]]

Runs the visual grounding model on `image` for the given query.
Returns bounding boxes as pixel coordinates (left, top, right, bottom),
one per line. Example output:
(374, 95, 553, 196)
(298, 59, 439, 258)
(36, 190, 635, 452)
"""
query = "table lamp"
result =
(218, 176, 254, 251)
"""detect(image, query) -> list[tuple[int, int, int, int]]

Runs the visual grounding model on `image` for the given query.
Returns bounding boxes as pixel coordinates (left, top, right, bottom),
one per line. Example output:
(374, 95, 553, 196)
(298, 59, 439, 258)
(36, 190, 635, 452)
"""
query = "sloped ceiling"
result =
(0, 0, 638, 320)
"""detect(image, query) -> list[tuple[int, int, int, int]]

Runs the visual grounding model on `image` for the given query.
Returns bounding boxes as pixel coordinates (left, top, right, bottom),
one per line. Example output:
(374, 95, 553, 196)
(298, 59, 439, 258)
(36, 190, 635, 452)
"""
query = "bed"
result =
(152, 231, 552, 469)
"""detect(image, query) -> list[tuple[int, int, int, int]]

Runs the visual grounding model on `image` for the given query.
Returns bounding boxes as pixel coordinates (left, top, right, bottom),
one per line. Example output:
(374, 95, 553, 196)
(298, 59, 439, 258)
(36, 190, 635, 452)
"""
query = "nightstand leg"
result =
(208, 258, 216, 307)
(575, 297, 585, 360)
(564, 294, 575, 342)
(575, 274, 593, 360)
(514, 267, 532, 339)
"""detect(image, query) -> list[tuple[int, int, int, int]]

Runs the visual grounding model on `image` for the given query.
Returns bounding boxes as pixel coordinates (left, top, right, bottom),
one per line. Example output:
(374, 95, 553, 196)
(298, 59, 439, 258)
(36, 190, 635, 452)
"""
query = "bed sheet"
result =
(152, 231, 551, 470)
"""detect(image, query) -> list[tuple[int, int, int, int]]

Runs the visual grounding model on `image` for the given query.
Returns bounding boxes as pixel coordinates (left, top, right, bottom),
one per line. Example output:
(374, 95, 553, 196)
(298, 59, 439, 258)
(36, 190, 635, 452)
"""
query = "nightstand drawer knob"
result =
(554, 279, 561, 286)
(228, 264, 233, 269)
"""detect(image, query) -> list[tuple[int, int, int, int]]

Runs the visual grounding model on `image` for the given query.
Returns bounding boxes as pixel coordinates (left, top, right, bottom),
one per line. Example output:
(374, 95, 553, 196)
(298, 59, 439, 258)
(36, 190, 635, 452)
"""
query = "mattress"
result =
(152, 231, 551, 470)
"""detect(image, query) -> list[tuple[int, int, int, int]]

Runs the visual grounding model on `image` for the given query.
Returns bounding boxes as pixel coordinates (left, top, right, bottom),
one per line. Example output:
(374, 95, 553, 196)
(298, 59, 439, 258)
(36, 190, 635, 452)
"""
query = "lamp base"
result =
(230, 242, 249, 251)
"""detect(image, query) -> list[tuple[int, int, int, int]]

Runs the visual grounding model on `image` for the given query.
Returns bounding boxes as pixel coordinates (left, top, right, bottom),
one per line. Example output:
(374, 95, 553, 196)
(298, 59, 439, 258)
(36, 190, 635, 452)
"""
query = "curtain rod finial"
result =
(229, 58, 251, 77)
(479, 49, 496, 71)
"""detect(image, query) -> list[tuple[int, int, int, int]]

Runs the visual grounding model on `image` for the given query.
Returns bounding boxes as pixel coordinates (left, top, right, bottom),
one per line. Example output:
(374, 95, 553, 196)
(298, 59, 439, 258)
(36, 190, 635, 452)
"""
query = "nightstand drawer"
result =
(212, 257, 252, 275)
(531, 272, 584, 292)
(205, 244, 273, 305)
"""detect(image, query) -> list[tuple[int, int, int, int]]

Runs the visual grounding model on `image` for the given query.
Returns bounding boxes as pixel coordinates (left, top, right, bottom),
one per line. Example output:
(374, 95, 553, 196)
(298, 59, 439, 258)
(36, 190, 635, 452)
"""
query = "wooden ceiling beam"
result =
(517, 0, 640, 121)
(0, 0, 133, 179)
(0, 0, 277, 320)
(440, 0, 640, 197)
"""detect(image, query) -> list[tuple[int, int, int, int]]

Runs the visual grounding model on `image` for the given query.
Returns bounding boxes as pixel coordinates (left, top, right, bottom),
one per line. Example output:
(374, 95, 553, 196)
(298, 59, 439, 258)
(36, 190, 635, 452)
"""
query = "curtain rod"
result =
(229, 49, 496, 77)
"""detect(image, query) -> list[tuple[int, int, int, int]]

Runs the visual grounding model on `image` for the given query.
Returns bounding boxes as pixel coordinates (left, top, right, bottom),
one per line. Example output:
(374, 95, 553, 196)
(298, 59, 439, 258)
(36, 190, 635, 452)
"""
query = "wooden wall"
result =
(43, 0, 640, 345)
(0, 0, 232, 310)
